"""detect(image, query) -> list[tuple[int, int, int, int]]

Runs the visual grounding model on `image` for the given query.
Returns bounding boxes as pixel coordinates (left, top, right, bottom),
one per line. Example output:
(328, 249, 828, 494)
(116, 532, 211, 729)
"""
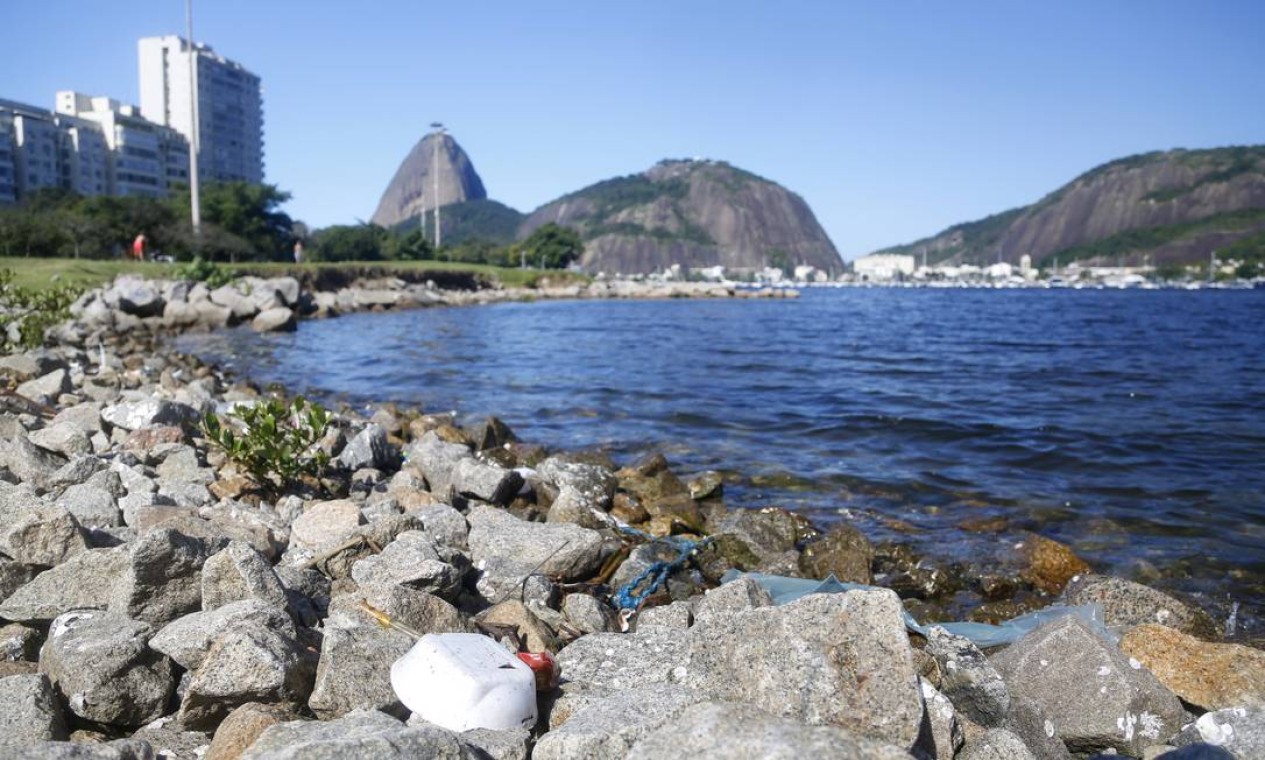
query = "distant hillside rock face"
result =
(874, 147, 1265, 267)
(521, 160, 842, 275)
(371, 133, 488, 228)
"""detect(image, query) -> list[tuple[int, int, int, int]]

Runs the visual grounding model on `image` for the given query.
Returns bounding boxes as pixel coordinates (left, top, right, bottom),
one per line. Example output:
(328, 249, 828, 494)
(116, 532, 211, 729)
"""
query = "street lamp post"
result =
(429, 122, 445, 252)
(186, 0, 201, 242)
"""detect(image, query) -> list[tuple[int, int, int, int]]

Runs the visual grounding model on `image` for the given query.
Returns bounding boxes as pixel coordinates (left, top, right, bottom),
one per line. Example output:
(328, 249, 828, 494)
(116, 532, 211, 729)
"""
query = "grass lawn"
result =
(1, 257, 589, 292)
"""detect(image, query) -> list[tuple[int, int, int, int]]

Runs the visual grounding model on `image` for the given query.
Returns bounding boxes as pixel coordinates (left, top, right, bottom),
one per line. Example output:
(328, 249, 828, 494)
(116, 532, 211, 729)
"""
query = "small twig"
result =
(299, 535, 369, 574)
(360, 600, 423, 640)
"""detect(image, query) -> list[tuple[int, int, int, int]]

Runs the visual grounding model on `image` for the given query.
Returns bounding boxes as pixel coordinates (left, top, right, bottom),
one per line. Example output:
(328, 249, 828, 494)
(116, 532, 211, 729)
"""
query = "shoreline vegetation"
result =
(0, 267, 1261, 758)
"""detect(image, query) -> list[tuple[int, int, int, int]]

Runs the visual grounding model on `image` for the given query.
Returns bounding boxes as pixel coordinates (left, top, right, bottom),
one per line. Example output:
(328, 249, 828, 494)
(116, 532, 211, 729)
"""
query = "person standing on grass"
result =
(131, 233, 146, 261)
(294, 240, 305, 264)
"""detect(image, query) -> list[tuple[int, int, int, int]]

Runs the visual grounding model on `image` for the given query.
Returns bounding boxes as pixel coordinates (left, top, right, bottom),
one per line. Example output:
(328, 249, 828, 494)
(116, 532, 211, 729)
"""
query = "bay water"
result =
(176, 288, 1265, 632)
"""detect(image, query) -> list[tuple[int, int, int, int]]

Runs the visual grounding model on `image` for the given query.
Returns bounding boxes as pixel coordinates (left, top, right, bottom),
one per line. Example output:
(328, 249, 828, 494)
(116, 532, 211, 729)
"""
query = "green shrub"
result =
(202, 396, 331, 493)
(174, 256, 234, 288)
(0, 269, 83, 352)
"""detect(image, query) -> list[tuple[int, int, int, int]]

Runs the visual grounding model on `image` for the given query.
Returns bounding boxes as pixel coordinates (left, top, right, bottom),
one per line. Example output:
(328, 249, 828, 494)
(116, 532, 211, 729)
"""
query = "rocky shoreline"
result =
(0, 272, 1261, 759)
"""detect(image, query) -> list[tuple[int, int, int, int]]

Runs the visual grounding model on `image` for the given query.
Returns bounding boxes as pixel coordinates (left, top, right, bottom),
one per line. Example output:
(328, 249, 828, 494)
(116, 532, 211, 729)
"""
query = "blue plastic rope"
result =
(613, 536, 712, 610)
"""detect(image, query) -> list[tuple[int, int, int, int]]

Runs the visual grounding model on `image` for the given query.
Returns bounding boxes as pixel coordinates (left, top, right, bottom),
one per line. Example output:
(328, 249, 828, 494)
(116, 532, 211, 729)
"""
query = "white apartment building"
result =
(56, 91, 189, 197)
(853, 253, 916, 281)
(138, 36, 263, 184)
(0, 94, 189, 203)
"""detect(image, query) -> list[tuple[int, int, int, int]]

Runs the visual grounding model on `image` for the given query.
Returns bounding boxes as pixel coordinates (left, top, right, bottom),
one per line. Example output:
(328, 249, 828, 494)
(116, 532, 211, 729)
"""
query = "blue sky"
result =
(3, 1, 1263, 259)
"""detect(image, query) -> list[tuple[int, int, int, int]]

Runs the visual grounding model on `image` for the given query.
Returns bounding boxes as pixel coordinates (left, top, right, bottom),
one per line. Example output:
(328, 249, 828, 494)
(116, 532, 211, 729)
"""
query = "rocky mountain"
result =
(520, 159, 842, 275)
(371, 133, 488, 228)
(873, 146, 1265, 267)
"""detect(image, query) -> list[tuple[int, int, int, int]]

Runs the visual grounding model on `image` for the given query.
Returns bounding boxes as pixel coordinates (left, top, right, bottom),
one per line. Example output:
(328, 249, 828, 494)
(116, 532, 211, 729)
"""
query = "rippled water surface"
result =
(177, 288, 1265, 628)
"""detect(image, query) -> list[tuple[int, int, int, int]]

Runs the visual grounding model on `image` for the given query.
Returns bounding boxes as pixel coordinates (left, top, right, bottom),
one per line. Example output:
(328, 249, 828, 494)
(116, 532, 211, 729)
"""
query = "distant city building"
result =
(0, 94, 188, 203)
(56, 92, 189, 197)
(139, 36, 264, 184)
(853, 253, 915, 281)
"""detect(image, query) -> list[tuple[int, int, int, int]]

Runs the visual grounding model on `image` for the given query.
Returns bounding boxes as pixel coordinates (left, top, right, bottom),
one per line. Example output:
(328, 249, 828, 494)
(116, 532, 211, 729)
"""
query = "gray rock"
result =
(251, 308, 297, 333)
(557, 631, 691, 690)
(338, 424, 399, 472)
(0, 548, 129, 622)
(413, 503, 469, 550)
(209, 285, 259, 320)
(0, 558, 41, 606)
(536, 458, 616, 510)
(39, 610, 174, 727)
(47, 454, 107, 490)
(0, 739, 155, 759)
(264, 277, 302, 308)
(917, 678, 964, 760)
(151, 599, 296, 671)
(0, 504, 89, 566)
(194, 301, 234, 328)
(624, 702, 912, 760)
(690, 575, 773, 627)
(684, 588, 924, 750)
(1063, 575, 1219, 640)
(290, 513, 423, 581)
(16, 369, 73, 405)
(289, 499, 364, 552)
(201, 541, 289, 612)
(240, 709, 467, 760)
(158, 480, 214, 509)
(958, 728, 1038, 760)
(308, 587, 468, 719)
(402, 432, 470, 499)
(634, 601, 692, 632)
(535, 686, 707, 760)
(350, 531, 461, 601)
(990, 614, 1185, 756)
(109, 527, 216, 626)
(177, 623, 315, 730)
(0, 431, 68, 490)
(129, 721, 210, 760)
(467, 505, 607, 601)
(57, 482, 122, 528)
(562, 593, 616, 634)
(49, 403, 104, 436)
(545, 486, 611, 529)
(1171, 706, 1265, 757)
(0, 352, 65, 382)
(925, 626, 1011, 727)
(0, 673, 68, 746)
(452, 458, 522, 506)
(0, 623, 40, 661)
(110, 277, 165, 317)
(457, 727, 529, 760)
(1004, 697, 1072, 760)
(154, 445, 213, 484)
(29, 421, 92, 457)
(102, 399, 200, 432)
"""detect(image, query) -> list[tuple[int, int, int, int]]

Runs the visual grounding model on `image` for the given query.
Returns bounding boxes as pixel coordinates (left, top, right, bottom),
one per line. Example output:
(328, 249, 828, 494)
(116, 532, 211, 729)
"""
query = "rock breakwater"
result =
(0, 274, 1259, 759)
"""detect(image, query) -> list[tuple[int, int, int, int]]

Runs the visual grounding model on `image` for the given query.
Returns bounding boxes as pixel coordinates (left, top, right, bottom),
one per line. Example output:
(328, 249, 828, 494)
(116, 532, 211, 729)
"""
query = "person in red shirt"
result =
(131, 234, 146, 261)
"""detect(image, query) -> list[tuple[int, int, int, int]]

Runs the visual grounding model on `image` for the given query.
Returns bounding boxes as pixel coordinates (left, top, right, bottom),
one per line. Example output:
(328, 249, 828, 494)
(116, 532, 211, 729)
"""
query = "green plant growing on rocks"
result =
(202, 396, 331, 493)
(0, 268, 83, 352)
(174, 256, 235, 288)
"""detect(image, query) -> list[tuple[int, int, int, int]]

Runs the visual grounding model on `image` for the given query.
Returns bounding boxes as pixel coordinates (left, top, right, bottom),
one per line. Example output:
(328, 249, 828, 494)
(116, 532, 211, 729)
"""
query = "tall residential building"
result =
(138, 36, 263, 184)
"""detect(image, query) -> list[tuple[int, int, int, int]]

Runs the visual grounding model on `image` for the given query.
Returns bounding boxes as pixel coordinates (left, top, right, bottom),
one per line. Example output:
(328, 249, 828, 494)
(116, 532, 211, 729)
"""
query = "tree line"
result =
(0, 184, 583, 269)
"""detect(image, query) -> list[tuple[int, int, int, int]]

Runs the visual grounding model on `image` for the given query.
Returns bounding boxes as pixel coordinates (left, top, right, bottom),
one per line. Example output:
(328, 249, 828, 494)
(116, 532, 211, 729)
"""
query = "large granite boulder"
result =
(990, 615, 1184, 756)
(683, 588, 924, 750)
(39, 610, 174, 727)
